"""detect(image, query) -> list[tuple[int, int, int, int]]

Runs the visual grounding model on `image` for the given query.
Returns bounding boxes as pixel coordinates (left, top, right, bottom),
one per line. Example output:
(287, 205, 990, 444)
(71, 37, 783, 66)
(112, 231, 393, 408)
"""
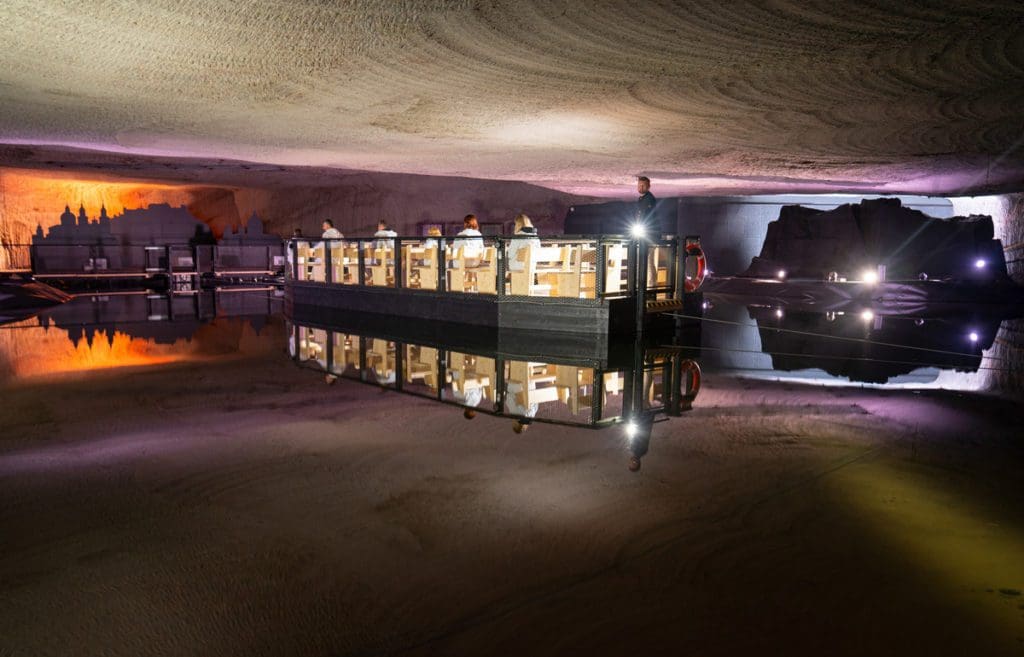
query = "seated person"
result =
(506, 213, 541, 271)
(321, 219, 343, 239)
(451, 214, 484, 260)
(373, 220, 398, 248)
(423, 226, 443, 250)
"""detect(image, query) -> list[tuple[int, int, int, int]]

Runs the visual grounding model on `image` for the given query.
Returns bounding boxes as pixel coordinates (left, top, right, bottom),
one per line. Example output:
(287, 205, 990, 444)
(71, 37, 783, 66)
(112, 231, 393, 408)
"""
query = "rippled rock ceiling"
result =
(2, 1, 1023, 196)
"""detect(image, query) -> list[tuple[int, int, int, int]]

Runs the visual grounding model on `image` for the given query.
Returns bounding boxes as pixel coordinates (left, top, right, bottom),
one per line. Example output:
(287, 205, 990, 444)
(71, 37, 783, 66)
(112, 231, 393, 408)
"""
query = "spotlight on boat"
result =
(775, 308, 784, 318)
(777, 269, 787, 279)
(975, 259, 987, 269)
(630, 223, 646, 239)
(969, 331, 979, 343)
(861, 269, 879, 285)
(861, 310, 874, 322)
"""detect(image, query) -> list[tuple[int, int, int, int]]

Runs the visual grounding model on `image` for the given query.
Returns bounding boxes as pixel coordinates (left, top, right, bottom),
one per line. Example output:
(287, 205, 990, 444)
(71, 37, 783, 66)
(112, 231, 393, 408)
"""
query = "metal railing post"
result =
(632, 238, 648, 335)
(496, 236, 505, 298)
(438, 241, 447, 293)
(673, 236, 685, 300)
(394, 237, 402, 289)
(324, 241, 333, 284)
(357, 240, 366, 286)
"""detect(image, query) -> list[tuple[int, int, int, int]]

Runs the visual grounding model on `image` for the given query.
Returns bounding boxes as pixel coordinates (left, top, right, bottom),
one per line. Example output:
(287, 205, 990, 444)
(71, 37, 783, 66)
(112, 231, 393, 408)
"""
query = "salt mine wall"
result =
(675, 195, 956, 277)
(0, 165, 596, 269)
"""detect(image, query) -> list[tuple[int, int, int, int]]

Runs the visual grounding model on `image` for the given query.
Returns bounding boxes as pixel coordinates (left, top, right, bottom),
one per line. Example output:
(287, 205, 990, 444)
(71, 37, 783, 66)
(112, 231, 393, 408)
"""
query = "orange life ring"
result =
(680, 358, 702, 410)
(684, 243, 707, 293)
(681, 359, 701, 399)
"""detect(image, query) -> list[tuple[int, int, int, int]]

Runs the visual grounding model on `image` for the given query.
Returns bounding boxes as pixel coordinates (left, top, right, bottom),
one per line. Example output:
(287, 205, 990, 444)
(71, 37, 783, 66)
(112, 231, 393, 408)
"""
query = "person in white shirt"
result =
(451, 214, 483, 259)
(506, 213, 541, 272)
(373, 220, 398, 248)
(321, 219, 343, 239)
(423, 226, 443, 250)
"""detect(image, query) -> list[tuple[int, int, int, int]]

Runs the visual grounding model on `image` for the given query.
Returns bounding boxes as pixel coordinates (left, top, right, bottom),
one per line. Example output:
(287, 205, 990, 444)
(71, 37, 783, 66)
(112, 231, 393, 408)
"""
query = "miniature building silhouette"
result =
(36, 203, 215, 245)
(220, 212, 282, 245)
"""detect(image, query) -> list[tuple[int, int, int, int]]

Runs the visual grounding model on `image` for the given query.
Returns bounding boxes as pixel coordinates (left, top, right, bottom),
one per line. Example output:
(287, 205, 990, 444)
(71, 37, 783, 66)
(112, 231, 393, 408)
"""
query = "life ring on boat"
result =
(680, 359, 702, 410)
(683, 243, 707, 293)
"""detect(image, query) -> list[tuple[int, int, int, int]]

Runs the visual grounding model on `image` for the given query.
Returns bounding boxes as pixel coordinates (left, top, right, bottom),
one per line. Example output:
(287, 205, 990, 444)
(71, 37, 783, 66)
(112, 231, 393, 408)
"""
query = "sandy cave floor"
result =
(1, 350, 1024, 656)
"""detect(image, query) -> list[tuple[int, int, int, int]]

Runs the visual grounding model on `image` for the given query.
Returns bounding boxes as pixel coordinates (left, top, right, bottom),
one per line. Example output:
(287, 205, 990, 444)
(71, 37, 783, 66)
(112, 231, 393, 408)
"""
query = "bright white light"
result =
(777, 269, 787, 279)
(775, 308, 784, 318)
(625, 422, 638, 440)
(861, 310, 875, 322)
(862, 269, 878, 285)
(969, 332, 979, 342)
(489, 115, 617, 147)
(630, 223, 646, 239)
(975, 259, 987, 269)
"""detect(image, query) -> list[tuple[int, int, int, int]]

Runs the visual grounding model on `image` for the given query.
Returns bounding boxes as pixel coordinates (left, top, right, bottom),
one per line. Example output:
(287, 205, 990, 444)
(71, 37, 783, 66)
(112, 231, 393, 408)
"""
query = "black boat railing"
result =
(287, 234, 692, 302)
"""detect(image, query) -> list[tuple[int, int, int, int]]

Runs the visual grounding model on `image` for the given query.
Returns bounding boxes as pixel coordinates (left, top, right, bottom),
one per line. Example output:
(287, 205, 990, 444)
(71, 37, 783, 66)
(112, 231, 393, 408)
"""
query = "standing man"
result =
(636, 176, 656, 231)
(633, 176, 658, 318)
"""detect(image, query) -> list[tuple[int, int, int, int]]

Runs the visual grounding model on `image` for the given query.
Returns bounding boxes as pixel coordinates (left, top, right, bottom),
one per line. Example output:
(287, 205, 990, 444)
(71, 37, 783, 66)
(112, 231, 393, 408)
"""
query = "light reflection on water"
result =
(1, 290, 1016, 396)
(0, 290, 284, 384)
(695, 297, 1020, 392)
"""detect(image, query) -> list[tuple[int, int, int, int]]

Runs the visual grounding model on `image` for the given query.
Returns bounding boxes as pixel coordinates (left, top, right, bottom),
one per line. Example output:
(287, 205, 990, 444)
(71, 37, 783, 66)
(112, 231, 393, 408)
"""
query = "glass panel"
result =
(402, 344, 440, 397)
(364, 337, 397, 388)
(443, 351, 496, 407)
(401, 240, 442, 290)
(446, 237, 497, 294)
(329, 332, 361, 379)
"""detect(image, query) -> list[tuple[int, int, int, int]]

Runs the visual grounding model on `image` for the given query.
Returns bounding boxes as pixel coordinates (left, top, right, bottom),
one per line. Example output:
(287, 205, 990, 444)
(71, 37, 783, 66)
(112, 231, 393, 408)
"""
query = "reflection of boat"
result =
(288, 317, 703, 471)
(0, 274, 71, 325)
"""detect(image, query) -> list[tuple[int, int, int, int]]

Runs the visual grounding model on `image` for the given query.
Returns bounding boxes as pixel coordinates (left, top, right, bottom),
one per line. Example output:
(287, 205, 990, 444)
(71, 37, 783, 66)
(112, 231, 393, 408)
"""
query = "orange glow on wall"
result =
(0, 168, 243, 268)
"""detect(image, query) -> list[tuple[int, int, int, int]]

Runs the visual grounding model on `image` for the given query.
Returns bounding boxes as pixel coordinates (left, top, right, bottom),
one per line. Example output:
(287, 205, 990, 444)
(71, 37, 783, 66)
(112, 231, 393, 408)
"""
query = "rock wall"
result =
(950, 194, 1024, 286)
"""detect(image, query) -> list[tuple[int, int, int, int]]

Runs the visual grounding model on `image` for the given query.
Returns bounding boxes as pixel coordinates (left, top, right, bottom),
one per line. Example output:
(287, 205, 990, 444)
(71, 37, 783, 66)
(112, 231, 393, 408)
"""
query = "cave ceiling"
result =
(1, 0, 1023, 197)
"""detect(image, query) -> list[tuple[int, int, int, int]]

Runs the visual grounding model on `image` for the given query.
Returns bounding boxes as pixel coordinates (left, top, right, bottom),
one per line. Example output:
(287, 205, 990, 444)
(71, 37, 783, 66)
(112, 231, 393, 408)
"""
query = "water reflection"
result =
(0, 289, 283, 382)
(698, 296, 1019, 387)
(288, 321, 703, 470)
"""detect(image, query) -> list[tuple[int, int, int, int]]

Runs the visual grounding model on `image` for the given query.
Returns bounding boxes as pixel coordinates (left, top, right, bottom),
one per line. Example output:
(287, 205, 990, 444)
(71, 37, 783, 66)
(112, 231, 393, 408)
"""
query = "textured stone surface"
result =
(2, 1, 1023, 196)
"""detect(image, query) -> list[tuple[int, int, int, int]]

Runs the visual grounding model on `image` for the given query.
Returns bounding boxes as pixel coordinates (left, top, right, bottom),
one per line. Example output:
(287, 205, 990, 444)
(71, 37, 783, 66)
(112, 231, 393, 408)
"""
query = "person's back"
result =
(452, 214, 483, 259)
(373, 221, 398, 249)
(423, 227, 443, 250)
(321, 219, 343, 239)
(507, 213, 541, 271)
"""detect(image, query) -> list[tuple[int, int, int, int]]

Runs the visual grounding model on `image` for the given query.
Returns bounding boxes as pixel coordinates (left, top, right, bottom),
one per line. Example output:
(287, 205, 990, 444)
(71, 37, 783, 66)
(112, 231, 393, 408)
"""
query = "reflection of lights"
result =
(969, 332, 979, 342)
(862, 269, 879, 285)
(625, 422, 638, 441)
(861, 310, 875, 322)
(975, 259, 987, 269)
(777, 269, 787, 279)
(630, 223, 646, 239)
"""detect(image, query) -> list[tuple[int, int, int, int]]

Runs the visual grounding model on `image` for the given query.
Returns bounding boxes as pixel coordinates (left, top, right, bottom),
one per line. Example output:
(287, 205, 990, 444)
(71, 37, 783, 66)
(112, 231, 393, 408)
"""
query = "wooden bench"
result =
(449, 246, 497, 293)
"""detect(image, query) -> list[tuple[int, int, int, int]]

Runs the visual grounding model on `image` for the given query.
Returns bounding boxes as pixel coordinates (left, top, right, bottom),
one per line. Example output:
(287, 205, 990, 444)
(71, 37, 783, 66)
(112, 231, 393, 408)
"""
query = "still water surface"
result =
(2, 288, 1018, 402)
